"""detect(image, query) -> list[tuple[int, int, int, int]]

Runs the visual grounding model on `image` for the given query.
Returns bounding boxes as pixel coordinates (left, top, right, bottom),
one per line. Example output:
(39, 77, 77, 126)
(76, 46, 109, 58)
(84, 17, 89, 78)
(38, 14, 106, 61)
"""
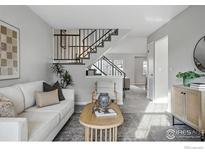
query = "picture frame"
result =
(0, 20, 20, 80)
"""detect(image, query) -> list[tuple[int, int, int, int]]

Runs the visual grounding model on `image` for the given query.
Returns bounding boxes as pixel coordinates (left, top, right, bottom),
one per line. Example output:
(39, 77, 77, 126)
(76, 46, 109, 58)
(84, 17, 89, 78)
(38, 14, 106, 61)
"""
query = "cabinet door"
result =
(186, 90, 201, 127)
(172, 87, 186, 119)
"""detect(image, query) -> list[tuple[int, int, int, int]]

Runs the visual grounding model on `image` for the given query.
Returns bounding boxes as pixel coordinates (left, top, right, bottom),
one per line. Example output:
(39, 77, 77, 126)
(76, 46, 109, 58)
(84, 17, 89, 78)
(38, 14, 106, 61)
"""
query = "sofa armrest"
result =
(62, 89, 74, 102)
(0, 118, 28, 141)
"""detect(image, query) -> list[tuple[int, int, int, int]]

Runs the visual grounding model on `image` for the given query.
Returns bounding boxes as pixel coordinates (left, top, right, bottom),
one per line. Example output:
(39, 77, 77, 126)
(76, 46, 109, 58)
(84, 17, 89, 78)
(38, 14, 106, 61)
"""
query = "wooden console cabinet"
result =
(171, 85, 205, 139)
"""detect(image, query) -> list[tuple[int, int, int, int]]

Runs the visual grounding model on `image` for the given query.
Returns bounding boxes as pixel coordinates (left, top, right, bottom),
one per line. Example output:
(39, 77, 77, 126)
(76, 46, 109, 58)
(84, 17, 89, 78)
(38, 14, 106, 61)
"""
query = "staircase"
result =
(86, 56, 126, 96)
(53, 29, 118, 64)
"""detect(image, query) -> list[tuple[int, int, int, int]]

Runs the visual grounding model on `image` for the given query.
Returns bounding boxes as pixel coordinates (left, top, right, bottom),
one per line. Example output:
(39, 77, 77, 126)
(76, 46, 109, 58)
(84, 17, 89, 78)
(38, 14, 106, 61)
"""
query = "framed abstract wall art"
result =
(0, 20, 20, 80)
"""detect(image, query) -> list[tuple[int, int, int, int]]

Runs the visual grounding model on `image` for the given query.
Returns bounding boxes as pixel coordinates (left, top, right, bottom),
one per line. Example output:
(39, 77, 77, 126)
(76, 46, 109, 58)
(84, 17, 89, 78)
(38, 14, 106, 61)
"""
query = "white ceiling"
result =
(29, 5, 188, 36)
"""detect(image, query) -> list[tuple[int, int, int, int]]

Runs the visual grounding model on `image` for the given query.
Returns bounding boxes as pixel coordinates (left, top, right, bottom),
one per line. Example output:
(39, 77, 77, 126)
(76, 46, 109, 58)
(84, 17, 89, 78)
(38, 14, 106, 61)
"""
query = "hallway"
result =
(121, 85, 168, 114)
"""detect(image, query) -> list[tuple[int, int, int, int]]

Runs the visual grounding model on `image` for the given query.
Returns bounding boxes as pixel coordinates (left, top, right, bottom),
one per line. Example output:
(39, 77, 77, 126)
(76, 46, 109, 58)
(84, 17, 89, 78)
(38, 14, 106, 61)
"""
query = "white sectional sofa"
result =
(0, 81, 74, 141)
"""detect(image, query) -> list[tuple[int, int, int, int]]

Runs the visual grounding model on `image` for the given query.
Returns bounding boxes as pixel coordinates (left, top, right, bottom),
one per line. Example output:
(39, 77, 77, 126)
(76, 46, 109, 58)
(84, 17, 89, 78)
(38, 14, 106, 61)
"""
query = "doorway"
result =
(134, 56, 147, 88)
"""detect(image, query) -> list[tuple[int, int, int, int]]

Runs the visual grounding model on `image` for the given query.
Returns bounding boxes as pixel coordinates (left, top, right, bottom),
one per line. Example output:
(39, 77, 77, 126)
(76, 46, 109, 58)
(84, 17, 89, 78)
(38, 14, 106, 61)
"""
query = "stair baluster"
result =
(53, 29, 118, 64)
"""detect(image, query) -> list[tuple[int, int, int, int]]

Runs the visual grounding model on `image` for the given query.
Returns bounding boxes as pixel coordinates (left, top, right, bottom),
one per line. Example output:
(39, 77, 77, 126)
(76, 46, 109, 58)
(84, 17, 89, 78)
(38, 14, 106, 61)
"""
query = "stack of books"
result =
(190, 83, 205, 90)
(94, 107, 117, 117)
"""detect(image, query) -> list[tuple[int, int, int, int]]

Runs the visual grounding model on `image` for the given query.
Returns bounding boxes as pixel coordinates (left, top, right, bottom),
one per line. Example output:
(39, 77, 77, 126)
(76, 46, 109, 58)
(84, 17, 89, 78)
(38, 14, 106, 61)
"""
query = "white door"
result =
(134, 56, 147, 85)
(154, 36, 168, 103)
(147, 42, 154, 100)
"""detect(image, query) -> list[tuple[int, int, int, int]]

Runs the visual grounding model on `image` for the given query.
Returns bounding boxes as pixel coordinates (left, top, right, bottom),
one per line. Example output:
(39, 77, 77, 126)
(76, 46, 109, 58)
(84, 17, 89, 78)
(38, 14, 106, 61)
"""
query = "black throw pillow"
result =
(43, 82, 65, 101)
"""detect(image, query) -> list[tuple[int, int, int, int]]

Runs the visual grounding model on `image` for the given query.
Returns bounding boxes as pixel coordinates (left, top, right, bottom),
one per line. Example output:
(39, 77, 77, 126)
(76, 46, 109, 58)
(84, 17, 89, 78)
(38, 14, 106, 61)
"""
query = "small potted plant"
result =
(176, 71, 204, 87)
(51, 63, 73, 88)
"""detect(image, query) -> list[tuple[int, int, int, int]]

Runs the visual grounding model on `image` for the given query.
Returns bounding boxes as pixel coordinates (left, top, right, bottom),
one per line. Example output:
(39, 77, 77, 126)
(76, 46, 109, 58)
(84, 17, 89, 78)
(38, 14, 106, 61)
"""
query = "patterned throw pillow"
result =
(0, 95, 16, 117)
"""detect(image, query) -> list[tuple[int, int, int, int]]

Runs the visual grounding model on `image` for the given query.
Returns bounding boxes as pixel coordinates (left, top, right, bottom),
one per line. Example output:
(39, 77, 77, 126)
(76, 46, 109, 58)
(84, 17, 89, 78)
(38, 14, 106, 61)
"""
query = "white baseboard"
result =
(75, 101, 89, 105)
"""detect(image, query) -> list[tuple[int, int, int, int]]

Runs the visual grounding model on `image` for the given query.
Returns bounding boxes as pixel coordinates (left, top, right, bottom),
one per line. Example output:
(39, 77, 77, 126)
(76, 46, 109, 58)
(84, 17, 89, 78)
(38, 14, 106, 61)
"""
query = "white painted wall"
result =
(105, 54, 146, 84)
(105, 54, 134, 84)
(147, 6, 205, 110)
(147, 42, 154, 100)
(105, 36, 147, 84)
(0, 6, 52, 87)
(60, 64, 123, 105)
(154, 36, 168, 103)
(107, 37, 147, 54)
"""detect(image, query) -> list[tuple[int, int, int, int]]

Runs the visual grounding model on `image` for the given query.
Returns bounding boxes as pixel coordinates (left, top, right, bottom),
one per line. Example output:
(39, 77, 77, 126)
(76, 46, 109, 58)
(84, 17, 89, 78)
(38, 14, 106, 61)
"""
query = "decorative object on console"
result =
(35, 89, 59, 108)
(176, 71, 204, 87)
(0, 95, 16, 117)
(0, 20, 20, 80)
(190, 82, 205, 90)
(51, 63, 73, 88)
(43, 81, 65, 101)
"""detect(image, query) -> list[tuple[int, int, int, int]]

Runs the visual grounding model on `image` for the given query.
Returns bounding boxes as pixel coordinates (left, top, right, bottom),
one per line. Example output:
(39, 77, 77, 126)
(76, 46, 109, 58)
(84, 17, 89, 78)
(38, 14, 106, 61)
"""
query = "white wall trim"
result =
(75, 101, 88, 105)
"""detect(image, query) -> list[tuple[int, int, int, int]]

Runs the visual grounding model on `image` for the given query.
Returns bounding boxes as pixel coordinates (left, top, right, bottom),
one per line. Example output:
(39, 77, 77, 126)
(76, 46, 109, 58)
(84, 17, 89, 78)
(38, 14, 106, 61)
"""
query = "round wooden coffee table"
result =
(79, 102, 124, 141)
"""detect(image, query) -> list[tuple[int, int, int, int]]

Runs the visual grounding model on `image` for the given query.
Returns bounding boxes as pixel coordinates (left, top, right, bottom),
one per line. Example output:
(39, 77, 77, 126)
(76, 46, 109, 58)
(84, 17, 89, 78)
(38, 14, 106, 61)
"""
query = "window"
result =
(142, 60, 147, 75)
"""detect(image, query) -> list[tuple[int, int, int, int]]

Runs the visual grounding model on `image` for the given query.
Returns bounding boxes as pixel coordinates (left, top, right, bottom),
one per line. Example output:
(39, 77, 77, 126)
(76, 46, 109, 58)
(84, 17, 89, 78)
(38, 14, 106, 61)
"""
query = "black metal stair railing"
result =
(54, 29, 82, 64)
(87, 56, 126, 98)
(92, 56, 125, 76)
(87, 56, 126, 92)
(92, 64, 107, 76)
(53, 29, 118, 64)
(79, 29, 114, 58)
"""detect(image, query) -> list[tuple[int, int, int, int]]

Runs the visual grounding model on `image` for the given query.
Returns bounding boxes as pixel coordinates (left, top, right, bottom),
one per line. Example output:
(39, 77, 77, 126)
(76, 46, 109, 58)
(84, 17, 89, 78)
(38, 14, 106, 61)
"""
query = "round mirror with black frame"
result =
(193, 36, 205, 72)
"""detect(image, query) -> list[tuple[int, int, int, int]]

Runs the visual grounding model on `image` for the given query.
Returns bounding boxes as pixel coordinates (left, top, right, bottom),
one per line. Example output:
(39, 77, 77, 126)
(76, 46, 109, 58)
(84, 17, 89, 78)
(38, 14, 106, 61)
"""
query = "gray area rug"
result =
(54, 86, 203, 141)
(54, 113, 202, 141)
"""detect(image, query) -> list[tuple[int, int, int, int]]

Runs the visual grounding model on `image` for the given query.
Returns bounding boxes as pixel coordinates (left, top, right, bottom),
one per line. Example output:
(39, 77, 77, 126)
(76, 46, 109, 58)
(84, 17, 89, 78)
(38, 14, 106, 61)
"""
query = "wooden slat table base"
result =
(80, 103, 123, 142)
(84, 127, 118, 141)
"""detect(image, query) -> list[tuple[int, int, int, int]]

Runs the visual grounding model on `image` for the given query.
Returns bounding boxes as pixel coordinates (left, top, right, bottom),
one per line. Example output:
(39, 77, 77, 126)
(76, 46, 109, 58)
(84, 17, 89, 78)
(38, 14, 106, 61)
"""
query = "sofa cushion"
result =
(35, 89, 59, 108)
(19, 81, 44, 109)
(19, 111, 60, 141)
(43, 82, 65, 101)
(26, 99, 73, 119)
(0, 86, 24, 114)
